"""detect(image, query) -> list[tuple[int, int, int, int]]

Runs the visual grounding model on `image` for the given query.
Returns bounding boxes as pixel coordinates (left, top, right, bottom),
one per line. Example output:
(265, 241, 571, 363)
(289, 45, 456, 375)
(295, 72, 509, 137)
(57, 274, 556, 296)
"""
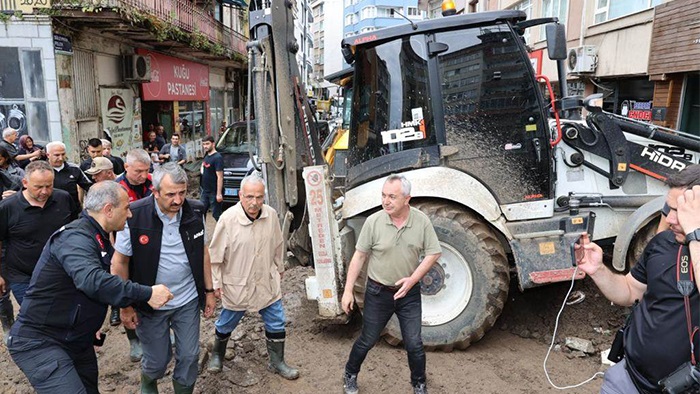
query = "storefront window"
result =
(680, 74, 700, 136)
(178, 101, 206, 139)
(596, 77, 654, 121)
(0, 47, 49, 142)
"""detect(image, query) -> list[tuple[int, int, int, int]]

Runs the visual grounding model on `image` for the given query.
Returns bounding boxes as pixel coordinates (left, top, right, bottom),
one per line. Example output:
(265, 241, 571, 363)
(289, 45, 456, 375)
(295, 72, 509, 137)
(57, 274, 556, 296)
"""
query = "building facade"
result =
(480, 0, 698, 134)
(0, 15, 63, 145)
(0, 0, 248, 163)
(294, 0, 315, 90)
(311, 0, 345, 99)
(343, 0, 427, 38)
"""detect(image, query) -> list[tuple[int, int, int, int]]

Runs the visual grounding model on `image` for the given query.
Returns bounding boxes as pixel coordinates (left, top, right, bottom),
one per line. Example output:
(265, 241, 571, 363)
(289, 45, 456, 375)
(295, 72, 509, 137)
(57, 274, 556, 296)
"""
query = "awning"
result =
(222, 0, 247, 8)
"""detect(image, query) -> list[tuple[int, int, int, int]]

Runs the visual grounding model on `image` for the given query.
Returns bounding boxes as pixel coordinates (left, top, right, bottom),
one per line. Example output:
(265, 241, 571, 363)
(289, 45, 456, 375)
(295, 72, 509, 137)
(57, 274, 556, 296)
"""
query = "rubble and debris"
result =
(565, 337, 596, 354)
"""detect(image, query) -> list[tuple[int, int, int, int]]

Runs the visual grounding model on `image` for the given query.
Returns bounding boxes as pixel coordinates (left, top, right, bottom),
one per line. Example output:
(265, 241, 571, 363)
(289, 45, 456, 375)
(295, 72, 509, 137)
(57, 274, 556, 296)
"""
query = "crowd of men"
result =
(0, 127, 240, 393)
(6, 123, 700, 394)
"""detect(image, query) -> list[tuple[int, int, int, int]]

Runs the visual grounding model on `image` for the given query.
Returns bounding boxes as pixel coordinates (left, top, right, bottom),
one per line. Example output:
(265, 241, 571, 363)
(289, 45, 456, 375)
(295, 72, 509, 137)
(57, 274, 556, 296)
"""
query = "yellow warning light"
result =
(442, 0, 457, 16)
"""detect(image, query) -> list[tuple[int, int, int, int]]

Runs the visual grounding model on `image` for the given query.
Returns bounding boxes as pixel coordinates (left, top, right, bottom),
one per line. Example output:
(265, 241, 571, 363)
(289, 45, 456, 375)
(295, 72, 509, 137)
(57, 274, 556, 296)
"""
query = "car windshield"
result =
(216, 123, 257, 154)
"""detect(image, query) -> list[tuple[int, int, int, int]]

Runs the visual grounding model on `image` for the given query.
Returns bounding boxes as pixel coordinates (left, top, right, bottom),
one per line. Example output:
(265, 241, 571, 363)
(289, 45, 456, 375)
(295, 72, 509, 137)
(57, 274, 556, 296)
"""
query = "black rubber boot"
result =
(207, 333, 229, 373)
(0, 296, 14, 345)
(172, 379, 194, 394)
(413, 382, 428, 394)
(127, 328, 142, 362)
(265, 331, 299, 380)
(140, 372, 158, 394)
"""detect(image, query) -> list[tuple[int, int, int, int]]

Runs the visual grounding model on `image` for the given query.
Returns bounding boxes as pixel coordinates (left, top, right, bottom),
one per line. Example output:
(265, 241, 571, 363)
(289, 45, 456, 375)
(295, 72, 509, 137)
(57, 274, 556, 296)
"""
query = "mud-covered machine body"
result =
(248, 1, 700, 351)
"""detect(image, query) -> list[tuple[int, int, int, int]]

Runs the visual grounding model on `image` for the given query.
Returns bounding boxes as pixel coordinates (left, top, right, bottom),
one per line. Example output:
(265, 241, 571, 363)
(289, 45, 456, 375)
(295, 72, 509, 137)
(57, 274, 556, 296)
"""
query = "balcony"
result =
(51, 0, 248, 67)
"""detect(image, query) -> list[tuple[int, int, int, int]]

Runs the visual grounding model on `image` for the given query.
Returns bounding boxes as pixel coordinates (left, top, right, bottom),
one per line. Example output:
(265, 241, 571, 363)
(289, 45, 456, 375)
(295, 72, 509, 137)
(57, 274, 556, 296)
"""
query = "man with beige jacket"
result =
(207, 172, 299, 379)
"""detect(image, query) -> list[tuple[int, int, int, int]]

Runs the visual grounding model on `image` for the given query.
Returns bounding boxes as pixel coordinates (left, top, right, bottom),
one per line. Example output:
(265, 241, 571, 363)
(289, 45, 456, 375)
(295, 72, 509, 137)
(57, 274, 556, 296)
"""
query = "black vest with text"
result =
(127, 196, 206, 313)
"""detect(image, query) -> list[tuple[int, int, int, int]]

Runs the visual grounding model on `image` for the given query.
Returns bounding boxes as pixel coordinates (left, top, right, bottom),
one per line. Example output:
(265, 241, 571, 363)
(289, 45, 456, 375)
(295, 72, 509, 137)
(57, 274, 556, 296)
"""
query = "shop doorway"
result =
(596, 77, 654, 117)
(680, 73, 700, 135)
(142, 101, 174, 141)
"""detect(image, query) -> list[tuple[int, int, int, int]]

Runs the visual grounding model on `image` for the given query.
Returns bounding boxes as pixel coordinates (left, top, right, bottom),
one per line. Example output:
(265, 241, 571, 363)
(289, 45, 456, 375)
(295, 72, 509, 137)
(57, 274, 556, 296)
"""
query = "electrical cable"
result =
(543, 265, 605, 389)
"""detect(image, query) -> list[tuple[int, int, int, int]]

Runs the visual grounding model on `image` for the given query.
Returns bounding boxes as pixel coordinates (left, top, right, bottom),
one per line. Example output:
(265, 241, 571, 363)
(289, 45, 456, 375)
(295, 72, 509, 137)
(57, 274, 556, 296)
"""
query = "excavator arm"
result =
(561, 108, 700, 185)
(248, 0, 324, 264)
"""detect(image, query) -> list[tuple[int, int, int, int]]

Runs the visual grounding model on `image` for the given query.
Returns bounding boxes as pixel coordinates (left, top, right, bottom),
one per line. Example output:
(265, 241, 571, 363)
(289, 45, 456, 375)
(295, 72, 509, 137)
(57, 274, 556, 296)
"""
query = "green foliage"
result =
(0, 10, 24, 24)
(190, 29, 212, 52)
(37, 7, 63, 17)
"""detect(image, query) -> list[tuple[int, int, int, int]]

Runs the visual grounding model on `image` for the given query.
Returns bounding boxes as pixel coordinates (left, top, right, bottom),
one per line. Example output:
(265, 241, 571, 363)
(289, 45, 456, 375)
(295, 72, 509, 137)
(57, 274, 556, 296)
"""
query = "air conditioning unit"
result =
(567, 45, 597, 74)
(225, 67, 237, 84)
(123, 54, 151, 82)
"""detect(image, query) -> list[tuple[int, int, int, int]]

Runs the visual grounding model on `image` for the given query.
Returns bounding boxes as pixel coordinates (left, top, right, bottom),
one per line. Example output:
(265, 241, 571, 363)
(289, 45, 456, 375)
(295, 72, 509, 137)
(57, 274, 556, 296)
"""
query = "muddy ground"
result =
(0, 213, 625, 393)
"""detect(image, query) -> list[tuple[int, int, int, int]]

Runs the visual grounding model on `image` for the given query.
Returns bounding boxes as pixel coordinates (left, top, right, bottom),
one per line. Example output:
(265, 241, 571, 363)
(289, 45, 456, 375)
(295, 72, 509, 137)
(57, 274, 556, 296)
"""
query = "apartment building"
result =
(343, 0, 428, 38)
(311, 0, 345, 99)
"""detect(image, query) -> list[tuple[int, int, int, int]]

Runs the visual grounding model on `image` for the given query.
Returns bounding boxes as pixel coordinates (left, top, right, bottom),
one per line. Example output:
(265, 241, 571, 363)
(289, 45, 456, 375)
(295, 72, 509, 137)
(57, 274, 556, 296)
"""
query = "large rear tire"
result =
(383, 201, 509, 351)
(625, 215, 660, 270)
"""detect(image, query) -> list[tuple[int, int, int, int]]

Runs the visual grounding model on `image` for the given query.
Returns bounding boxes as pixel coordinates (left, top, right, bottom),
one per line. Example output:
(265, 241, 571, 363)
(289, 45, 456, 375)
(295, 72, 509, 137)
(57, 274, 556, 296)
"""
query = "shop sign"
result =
(0, 0, 51, 13)
(100, 88, 141, 158)
(53, 34, 72, 55)
(137, 49, 209, 101)
(621, 100, 652, 122)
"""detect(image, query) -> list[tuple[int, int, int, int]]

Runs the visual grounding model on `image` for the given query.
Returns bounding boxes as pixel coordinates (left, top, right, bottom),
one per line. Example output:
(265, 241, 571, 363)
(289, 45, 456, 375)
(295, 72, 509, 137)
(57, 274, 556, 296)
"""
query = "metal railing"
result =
(53, 0, 248, 57)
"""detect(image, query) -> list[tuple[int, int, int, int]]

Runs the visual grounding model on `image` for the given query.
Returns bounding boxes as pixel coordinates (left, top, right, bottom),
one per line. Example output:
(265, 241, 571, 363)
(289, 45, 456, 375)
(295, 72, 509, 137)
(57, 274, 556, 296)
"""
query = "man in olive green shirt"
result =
(341, 174, 441, 394)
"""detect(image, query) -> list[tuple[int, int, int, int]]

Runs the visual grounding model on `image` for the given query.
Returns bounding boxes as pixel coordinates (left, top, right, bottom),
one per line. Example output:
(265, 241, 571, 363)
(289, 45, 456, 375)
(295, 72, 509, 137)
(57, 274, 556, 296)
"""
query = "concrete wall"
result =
(585, 8, 655, 77)
(0, 16, 61, 143)
(54, 30, 131, 162)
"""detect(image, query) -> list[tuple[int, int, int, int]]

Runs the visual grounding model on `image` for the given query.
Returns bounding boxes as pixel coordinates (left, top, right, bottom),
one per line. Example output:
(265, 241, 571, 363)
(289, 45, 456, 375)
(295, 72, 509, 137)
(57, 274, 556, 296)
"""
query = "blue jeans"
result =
(600, 359, 640, 394)
(9, 335, 98, 394)
(136, 298, 200, 387)
(200, 188, 222, 221)
(345, 279, 425, 386)
(215, 299, 287, 335)
(9, 281, 29, 307)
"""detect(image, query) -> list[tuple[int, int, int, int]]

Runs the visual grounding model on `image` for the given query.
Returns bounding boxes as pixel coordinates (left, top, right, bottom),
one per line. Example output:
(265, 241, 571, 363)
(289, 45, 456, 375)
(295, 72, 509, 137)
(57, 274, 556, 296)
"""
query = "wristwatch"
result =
(204, 288, 215, 294)
(685, 228, 700, 244)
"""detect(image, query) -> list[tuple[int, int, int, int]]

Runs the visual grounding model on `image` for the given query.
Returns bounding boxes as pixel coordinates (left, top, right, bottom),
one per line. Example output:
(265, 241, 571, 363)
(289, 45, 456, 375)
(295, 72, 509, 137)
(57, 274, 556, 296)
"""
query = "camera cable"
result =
(543, 265, 605, 389)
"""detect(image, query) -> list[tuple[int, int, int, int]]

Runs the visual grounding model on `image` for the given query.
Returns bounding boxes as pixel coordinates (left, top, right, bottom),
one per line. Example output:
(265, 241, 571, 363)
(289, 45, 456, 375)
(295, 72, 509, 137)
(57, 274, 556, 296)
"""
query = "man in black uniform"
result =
(7, 181, 174, 394)
(577, 164, 700, 393)
(46, 141, 92, 214)
(0, 161, 75, 341)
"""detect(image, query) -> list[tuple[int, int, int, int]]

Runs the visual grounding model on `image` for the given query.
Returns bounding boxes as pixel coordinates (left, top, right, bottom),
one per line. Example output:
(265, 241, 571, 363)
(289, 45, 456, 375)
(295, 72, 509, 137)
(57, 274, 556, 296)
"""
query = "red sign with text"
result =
(137, 49, 209, 101)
